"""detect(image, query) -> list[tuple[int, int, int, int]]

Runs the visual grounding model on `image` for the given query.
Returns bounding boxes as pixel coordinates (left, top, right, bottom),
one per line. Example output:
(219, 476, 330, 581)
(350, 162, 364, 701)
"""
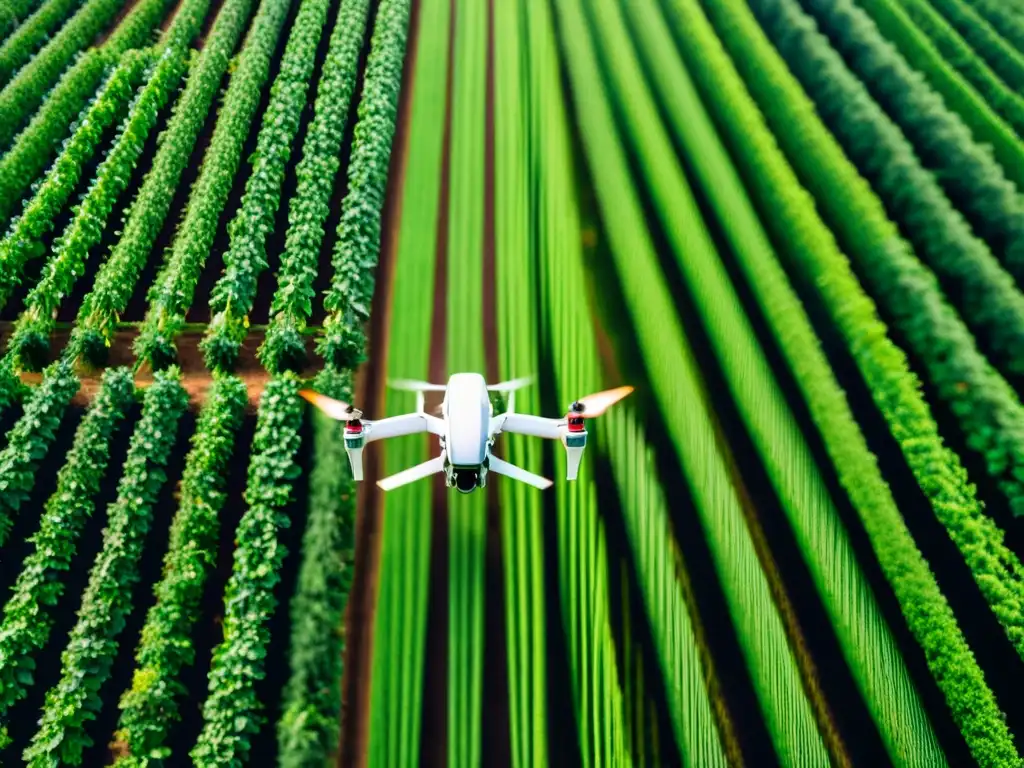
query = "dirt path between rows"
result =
(336, 0, 423, 764)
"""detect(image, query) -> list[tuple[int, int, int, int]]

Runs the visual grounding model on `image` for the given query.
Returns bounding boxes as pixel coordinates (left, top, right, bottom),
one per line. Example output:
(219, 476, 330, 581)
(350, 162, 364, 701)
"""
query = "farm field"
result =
(3, 0, 1024, 763)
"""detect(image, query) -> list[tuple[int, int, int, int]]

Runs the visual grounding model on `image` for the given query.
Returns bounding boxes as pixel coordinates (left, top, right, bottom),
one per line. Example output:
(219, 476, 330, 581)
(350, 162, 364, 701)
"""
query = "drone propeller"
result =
(569, 385, 634, 418)
(487, 376, 534, 392)
(389, 378, 448, 392)
(298, 389, 362, 421)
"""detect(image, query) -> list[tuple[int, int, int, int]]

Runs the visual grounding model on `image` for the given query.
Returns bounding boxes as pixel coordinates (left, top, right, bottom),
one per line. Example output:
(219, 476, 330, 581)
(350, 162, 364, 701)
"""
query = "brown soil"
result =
(336, 0, 424, 764)
(9, 323, 319, 411)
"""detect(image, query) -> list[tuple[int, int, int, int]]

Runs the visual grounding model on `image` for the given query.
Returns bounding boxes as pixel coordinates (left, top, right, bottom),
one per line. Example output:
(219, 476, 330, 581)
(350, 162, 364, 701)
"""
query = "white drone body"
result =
(299, 373, 633, 493)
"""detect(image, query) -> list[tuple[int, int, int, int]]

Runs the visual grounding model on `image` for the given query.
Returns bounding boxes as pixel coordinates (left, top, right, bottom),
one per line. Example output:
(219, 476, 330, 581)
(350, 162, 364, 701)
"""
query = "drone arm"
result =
(493, 413, 565, 440)
(365, 413, 443, 443)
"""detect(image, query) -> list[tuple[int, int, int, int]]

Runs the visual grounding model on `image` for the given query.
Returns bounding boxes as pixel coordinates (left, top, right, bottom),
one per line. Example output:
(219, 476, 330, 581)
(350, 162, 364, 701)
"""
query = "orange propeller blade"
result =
(298, 389, 358, 421)
(577, 385, 634, 417)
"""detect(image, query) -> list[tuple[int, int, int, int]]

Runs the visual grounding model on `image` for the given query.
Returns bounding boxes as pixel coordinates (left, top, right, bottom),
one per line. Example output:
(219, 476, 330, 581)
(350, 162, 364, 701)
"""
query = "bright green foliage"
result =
(190, 373, 304, 767)
(0, 358, 80, 547)
(553, 0, 825, 760)
(960, 0, 1024, 51)
(0, 50, 149, 313)
(364, 0, 444, 761)
(741, 0, 1024, 520)
(0, 0, 86, 87)
(201, 0, 335, 372)
(743, 0, 1024, 383)
(890, 0, 1024, 134)
(23, 367, 188, 767)
(0, 49, 106, 225)
(72, 0, 257, 366)
(0, 0, 46, 37)
(0, 0, 144, 149)
(112, 374, 247, 766)
(318, 0, 411, 369)
(855, 0, 1024, 166)
(9, 47, 190, 372)
(926, 0, 1024, 96)
(257, 0, 371, 373)
(495, 2, 549, 764)
(276, 373, 355, 768)
(602, 407, 728, 766)
(686, 0, 1024, 758)
(789, 0, 1024, 278)
(159, 0, 212, 49)
(134, 0, 293, 370)
(0, 367, 133, 749)
(594, 0, 942, 759)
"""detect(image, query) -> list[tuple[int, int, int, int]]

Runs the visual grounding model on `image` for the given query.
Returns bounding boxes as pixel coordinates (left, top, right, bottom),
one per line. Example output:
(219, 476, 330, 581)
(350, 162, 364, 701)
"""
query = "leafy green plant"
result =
(889, 0, 1024, 135)
(22, 366, 187, 767)
(257, 0, 371, 373)
(276, 372, 355, 768)
(960, 0, 1024, 51)
(112, 373, 247, 765)
(925, 0, 1024, 95)
(318, 0, 411, 369)
(0, 358, 80, 547)
(0, 49, 149, 313)
(190, 373, 304, 767)
(791, 0, 1024, 277)
(134, 0, 293, 370)
(0, 0, 86, 88)
(71, 0, 257, 366)
(0, 366, 134, 749)
(8, 46, 190, 372)
(200, 0, 336, 372)
(0, 0, 46, 37)
(742, 0, 1024, 520)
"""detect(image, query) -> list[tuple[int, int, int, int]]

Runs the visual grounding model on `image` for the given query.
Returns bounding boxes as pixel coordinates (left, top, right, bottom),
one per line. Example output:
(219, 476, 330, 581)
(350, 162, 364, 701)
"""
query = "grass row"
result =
(926, 0, 1024, 96)
(0, 0, 85, 87)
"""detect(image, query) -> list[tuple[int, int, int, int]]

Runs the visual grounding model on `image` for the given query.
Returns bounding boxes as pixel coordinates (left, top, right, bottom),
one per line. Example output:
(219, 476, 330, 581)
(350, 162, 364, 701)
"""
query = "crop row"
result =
(24, 368, 187, 766)
(0, 0, 46, 37)
(201, 0, 336, 372)
(71, 0, 257, 366)
(927, 0, 1024, 97)
(8, 46, 191, 371)
(258, 0, 371, 374)
(134, 0, 293, 369)
(675, 0, 1024, 748)
(0, 0, 84, 87)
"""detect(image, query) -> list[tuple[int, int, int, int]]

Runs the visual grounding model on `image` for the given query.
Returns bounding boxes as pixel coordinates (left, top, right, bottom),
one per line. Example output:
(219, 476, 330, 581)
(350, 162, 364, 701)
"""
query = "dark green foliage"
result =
(112, 374, 247, 765)
(0, 358, 80, 546)
(201, 0, 335, 372)
(9, 47, 190, 372)
(276, 370, 354, 767)
(893, 0, 1024, 133)
(133, 0, 293, 370)
(0, 0, 85, 88)
(960, 0, 1024, 52)
(0, 0, 133, 149)
(0, 49, 108, 226)
(926, 0, 1024, 95)
(0, 356, 27, 413)
(746, 0, 1024, 382)
(747, 0, 1024, 518)
(791, 0, 1024, 279)
(0, 50, 149, 313)
(191, 373, 304, 767)
(22, 367, 188, 767)
(318, 0, 411, 369)
(0, 367, 134, 749)
(71, 0, 258, 367)
(0, 0, 46, 37)
(258, 0, 371, 374)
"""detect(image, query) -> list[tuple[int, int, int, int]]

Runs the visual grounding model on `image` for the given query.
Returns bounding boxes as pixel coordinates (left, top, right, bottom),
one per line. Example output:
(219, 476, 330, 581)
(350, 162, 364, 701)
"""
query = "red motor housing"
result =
(567, 415, 585, 433)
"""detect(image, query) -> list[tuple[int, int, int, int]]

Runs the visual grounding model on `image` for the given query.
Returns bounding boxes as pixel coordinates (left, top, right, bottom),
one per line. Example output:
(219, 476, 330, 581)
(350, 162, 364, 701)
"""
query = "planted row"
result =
(23, 367, 187, 766)
(201, 0, 337, 372)
(891, 0, 1024, 133)
(925, 0, 1024, 96)
(134, 0, 292, 369)
(190, 373, 305, 766)
(0, 367, 134, 749)
(0, 49, 149, 313)
(258, 0, 371, 373)
(746, 0, 1024, 519)
(318, 0, 411, 369)
(960, 0, 1024, 51)
(0, 0, 84, 87)
(0, 359, 80, 547)
(9, 46, 191, 372)
(0, 0, 46, 37)
(276, 371, 354, 767)
(112, 374, 247, 765)
(71, 0, 257, 366)
(791, 0, 1024, 279)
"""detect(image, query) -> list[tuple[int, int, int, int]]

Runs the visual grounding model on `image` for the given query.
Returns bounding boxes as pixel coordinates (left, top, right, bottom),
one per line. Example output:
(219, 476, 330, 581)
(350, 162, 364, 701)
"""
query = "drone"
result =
(298, 372, 633, 493)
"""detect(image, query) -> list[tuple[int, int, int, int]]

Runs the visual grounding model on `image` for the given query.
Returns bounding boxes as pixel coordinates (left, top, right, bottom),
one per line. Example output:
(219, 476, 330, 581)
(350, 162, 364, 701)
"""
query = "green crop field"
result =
(2, 0, 1024, 764)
